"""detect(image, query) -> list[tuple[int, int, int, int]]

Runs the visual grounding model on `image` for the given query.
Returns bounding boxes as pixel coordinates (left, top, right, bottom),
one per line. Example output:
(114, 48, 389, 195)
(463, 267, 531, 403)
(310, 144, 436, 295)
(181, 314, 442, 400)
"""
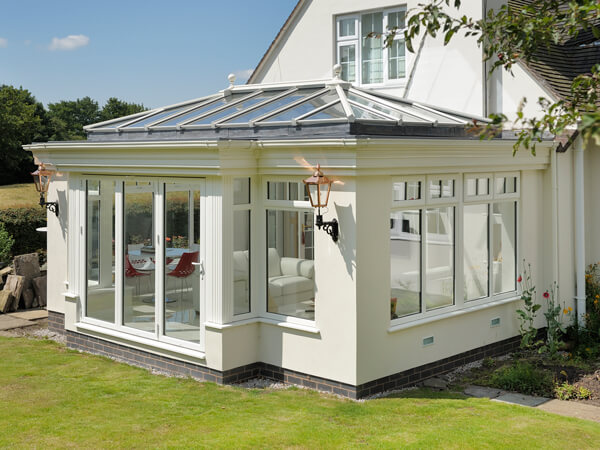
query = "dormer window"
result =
(336, 7, 407, 86)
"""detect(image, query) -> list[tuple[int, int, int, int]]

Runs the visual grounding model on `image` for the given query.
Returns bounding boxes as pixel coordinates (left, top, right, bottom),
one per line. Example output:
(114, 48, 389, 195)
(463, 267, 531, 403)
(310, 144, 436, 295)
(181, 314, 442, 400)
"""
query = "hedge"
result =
(0, 207, 47, 257)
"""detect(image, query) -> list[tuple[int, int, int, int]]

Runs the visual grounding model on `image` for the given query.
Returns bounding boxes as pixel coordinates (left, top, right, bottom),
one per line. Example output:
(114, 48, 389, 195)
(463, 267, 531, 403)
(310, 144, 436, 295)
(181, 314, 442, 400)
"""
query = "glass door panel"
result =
(123, 181, 156, 332)
(163, 184, 202, 344)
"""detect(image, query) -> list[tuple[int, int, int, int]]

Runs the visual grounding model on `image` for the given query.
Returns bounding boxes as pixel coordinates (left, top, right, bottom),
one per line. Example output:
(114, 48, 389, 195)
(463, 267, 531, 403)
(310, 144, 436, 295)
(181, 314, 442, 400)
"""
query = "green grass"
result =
(1, 337, 599, 448)
(0, 183, 39, 209)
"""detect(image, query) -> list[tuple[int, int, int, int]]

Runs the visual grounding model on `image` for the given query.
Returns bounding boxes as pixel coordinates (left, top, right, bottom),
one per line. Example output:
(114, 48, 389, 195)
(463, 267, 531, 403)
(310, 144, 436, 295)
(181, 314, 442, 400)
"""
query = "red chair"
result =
(167, 251, 199, 301)
(125, 254, 151, 295)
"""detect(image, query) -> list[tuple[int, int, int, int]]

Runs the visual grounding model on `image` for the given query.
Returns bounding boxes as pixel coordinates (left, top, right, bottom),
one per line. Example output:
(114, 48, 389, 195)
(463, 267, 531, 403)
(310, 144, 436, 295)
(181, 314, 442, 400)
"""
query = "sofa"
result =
(267, 248, 315, 315)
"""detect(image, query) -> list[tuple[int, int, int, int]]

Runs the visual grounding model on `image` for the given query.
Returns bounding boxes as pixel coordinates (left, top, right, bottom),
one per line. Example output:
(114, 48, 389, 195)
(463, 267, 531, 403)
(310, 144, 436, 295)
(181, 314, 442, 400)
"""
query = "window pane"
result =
(506, 177, 517, 194)
(339, 44, 356, 82)
(86, 180, 116, 323)
(388, 40, 406, 79)
(339, 18, 355, 37)
(429, 180, 441, 199)
(234, 210, 251, 315)
(477, 178, 489, 196)
(267, 182, 307, 201)
(464, 204, 489, 301)
(493, 202, 517, 294)
(302, 102, 346, 120)
(164, 185, 201, 343)
(262, 91, 338, 123)
(425, 207, 454, 310)
(266, 210, 315, 320)
(361, 12, 384, 84)
(391, 210, 421, 318)
(442, 179, 454, 198)
(388, 11, 406, 30)
(234, 178, 250, 205)
(123, 181, 155, 332)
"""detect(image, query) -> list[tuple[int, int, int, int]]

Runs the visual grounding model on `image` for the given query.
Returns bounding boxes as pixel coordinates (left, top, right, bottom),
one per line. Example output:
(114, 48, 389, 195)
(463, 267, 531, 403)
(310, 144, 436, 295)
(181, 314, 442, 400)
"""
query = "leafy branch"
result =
(391, 0, 600, 153)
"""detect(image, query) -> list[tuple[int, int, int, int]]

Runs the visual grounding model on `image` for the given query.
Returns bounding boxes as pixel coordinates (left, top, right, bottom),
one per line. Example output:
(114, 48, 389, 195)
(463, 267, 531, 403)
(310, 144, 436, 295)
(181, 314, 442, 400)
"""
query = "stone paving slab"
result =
(537, 399, 600, 423)
(10, 309, 48, 321)
(492, 392, 549, 407)
(0, 316, 34, 331)
(464, 385, 504, 399)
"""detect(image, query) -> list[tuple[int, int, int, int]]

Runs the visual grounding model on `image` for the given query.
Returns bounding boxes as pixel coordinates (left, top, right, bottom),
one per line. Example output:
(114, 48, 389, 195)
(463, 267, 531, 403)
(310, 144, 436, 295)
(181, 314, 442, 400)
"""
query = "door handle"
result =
(192, 260, 205, 279)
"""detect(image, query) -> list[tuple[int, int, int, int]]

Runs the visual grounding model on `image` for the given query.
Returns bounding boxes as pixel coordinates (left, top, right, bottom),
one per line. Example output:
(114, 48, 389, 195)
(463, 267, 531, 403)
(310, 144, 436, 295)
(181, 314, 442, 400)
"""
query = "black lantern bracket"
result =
(39, 193, 59, 217)
(315, 212, 339, 243)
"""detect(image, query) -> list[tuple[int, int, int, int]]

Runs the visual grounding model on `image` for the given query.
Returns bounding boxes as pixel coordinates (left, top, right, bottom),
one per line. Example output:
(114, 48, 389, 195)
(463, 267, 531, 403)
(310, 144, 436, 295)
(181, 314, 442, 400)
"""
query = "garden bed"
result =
(455, 351, 600, 406)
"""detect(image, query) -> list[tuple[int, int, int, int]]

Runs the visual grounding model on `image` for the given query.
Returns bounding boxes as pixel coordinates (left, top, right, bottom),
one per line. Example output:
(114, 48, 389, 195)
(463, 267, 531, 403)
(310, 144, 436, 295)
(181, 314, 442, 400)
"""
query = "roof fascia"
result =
(247, 0, 310, 84)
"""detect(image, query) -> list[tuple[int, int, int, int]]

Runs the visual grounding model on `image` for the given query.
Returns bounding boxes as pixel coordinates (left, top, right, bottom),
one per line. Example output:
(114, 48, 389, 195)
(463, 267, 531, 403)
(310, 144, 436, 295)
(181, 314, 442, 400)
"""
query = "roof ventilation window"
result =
(122, 104, 197, 129)
(155, 98, 229, 128)
(221, 88, 320, 125)
(258, 91, 339, 124)
(299, 101, 346, 121)
(351, 105, 391, 120)
(186, 91, 281, 126)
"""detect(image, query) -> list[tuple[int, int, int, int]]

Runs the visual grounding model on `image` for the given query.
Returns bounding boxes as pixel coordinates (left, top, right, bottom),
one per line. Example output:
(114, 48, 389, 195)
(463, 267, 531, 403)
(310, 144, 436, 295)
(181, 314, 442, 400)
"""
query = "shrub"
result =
(555, 382, 592, 401)
(0, 207, 46, 257)
(489, 362, 554, 396)
(585, 263, 600, 338)
(0, 223, 15, 263)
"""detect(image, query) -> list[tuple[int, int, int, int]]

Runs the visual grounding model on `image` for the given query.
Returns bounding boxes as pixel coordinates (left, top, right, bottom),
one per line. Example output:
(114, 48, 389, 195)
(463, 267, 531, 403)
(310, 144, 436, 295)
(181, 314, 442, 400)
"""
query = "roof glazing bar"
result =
(335, 85, 355, 122)
(409, 102, 469, 125)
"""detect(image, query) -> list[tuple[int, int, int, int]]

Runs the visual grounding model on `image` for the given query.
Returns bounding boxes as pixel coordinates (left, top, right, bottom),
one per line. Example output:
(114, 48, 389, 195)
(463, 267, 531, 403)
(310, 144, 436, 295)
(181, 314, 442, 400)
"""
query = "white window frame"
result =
(77, 175, 207, 353)
(336, 6, 409, 87)
(391, 172, 520, 326)
(392, 175, 425, 206)
(262, 176, 316, 327)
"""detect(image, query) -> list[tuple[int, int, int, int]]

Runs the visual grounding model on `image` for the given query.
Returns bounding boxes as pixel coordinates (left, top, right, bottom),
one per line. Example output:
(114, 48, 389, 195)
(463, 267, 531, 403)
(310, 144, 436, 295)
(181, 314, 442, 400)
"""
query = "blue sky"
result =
(0, 0, 298, 108)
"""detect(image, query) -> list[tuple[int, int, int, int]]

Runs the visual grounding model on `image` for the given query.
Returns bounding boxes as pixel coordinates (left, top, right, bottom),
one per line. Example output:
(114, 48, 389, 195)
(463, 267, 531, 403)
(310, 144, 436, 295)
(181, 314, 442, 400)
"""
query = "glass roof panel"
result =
(154, 98, 229, 127)
(186, 91, 284, 126)
(99, 114, 152, 129)
(122, 104, 198, 128)
(351, 104, 392, 120)
(347, 92, 402, 119)
(301, 102, 346, 121)
(261, 91, 339, 123)
(221, 89, 320, 124)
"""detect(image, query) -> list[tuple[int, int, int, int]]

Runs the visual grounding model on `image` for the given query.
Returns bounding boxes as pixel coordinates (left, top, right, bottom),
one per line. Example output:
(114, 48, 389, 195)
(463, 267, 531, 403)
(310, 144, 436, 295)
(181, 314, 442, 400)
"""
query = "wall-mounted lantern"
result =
(31, 164, 59, 217)
(303, 164, 339, 242)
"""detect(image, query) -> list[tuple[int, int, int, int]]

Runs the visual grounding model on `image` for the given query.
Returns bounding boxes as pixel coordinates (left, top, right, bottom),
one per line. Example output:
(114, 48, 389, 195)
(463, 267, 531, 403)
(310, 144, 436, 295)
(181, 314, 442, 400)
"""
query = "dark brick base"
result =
(51, 312, 525, 399)
(47, 310, 65, 336)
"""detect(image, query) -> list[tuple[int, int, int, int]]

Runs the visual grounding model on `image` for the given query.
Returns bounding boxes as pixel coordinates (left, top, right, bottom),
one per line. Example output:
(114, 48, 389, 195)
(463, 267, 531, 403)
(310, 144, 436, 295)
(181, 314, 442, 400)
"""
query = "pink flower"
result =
(543, 291, 550, 299)
(517, 275, 522, 283)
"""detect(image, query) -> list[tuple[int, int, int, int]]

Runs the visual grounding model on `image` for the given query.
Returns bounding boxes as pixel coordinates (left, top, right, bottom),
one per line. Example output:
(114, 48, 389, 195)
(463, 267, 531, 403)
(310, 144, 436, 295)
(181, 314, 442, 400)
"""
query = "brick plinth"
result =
(47, 310, 65, 336)
(59, 320, 526, 399)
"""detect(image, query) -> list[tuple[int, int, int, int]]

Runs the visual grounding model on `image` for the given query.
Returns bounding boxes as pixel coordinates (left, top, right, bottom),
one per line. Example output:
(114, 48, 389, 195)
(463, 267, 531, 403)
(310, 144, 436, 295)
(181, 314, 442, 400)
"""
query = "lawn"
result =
(0, 183, 39, 209)
(0, 337, 599, 449)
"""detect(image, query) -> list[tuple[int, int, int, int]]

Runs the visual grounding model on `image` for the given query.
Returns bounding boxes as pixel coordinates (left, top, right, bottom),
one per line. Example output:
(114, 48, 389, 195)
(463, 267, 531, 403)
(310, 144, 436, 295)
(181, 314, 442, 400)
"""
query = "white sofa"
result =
(232, 248, 315, 315)
(267, 248, 315, 315)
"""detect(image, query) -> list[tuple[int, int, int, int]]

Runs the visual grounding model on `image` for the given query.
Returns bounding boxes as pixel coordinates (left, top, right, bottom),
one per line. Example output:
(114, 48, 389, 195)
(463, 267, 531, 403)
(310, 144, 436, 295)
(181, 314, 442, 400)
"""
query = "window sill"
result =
(75, 321, 206, 361)
(388, 295, 521, 333)
(206, 317, 320, 335)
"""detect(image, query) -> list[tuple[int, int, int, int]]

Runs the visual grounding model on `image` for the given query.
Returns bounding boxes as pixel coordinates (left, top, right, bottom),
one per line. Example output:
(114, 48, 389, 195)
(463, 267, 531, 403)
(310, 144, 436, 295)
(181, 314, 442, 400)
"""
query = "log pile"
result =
(0, 253, 47, 313)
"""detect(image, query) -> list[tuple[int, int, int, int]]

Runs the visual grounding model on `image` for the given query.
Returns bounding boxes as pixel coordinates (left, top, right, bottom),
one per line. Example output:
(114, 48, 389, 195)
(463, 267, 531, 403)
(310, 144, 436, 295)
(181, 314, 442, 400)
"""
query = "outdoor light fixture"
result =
(31, 164, 59, 217)
(303, 164, 339, 242)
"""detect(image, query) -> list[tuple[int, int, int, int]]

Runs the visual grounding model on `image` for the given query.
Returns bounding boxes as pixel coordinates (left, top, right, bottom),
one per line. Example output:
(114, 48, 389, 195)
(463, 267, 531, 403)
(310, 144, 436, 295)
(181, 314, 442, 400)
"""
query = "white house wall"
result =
(253, 0, 485, 117)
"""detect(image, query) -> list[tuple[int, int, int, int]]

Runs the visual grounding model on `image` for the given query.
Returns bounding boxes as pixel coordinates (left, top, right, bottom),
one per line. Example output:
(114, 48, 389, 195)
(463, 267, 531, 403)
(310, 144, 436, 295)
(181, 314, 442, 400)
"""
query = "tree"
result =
(0, 85, 46, 184)
(47, 96, 101, 141)
(100, 97, 146, 122)
(384, 0, 600, 153)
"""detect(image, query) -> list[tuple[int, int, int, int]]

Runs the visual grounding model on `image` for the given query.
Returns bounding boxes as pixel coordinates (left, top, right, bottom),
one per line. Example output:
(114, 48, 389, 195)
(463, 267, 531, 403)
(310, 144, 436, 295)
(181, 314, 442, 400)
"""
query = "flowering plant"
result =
(539, 283, 572, 358)
(515, 261, 541, 349)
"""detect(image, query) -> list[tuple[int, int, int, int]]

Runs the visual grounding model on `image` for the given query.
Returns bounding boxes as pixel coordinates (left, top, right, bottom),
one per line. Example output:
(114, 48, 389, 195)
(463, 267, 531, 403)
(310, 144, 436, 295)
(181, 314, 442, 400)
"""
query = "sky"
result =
(0, 0, 298, 109)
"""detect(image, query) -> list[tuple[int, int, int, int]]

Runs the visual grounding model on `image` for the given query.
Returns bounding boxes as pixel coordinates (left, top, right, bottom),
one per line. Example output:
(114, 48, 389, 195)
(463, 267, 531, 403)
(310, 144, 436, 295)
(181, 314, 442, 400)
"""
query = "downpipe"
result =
(574, 135, 586, 327)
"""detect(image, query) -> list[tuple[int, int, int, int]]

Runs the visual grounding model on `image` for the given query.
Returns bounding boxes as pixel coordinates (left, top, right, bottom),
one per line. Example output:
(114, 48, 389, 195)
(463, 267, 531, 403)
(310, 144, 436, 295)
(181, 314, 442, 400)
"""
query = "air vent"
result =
(422, 336, 434, 346)
(491, 317, 501, 327)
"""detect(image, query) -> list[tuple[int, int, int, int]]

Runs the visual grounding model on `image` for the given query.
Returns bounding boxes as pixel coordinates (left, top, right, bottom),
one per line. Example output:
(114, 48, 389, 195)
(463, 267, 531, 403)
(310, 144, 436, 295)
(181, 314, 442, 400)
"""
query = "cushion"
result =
(280, 257, 314, 279)
(268, 248, 282, 277)
(268, 275, 314, 296)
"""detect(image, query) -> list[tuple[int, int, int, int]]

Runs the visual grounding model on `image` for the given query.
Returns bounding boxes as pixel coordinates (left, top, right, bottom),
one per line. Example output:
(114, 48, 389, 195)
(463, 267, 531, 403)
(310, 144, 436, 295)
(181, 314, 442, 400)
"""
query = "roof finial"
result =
(333, 64, 342, 80)
(228, 73, 236, 88)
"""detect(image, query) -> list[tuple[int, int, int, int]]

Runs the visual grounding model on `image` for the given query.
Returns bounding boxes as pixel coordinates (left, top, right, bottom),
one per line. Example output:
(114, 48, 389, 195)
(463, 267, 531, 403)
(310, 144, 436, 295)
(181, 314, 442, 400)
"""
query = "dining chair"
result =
(167, 251, 199, 301)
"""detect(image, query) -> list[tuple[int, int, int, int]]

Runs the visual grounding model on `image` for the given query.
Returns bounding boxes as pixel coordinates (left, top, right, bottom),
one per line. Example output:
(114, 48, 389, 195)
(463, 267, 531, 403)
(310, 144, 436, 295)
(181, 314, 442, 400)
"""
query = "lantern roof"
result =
(84, 70, 490, 142)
